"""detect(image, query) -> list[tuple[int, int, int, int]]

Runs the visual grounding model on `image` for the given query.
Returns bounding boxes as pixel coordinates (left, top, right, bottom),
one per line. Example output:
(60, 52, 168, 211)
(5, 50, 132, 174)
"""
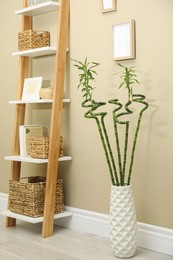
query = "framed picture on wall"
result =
(112, 20, 136, 61)
(22, 77, 43, 101)
(101, 0, 117, 13)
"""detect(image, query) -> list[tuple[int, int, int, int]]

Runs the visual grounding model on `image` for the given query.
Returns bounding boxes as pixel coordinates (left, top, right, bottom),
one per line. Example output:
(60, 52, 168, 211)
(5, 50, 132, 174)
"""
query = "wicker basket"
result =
(30, 136, 63, 159)
(28, 0, 58, 6)
(9, 176, 64, 217)
(18, 30, 50, 51)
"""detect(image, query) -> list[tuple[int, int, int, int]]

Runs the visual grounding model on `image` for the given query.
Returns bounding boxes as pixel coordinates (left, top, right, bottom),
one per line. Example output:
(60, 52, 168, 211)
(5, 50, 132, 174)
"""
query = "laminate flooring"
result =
(0, 215, 172, 260)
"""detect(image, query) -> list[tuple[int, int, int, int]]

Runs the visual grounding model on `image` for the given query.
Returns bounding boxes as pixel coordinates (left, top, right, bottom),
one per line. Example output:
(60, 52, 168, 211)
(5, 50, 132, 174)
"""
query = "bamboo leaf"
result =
(119, 82, 125, 89)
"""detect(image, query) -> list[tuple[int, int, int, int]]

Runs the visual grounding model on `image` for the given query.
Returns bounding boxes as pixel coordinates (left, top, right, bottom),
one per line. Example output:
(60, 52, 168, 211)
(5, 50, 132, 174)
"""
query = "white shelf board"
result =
(4, 155, 72, 164)
(15, 2, 60, 16)
(9, 98, 71, 104)
(1, 210, 72, 224)
(12, 47, 57, 57)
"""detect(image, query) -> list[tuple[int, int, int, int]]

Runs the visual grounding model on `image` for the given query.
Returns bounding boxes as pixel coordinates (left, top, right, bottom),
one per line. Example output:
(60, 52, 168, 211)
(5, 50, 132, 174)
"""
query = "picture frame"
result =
(101, 0, 117, 13)
(22, 77, 43, 101)
(112, 20, 136, 61)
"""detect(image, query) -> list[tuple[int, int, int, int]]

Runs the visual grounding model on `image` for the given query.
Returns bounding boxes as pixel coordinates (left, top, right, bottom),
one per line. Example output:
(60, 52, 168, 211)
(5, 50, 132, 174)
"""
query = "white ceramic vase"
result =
(109, 185, 137, 259)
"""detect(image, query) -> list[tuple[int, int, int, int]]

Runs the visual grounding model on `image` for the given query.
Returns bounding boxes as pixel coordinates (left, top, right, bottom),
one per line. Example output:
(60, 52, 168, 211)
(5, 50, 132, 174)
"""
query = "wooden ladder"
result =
(6, 0, 70, 238)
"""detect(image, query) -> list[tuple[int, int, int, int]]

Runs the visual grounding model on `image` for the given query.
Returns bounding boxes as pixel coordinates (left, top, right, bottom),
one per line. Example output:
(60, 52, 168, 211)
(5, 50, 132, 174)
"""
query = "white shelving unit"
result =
(15, 1, 60, 16)
(9, 98, 70, 104)
(5, 155, 72, 163)
(2, 1, 71, 237)
(12, 46, 57, 57)
(12, 47, 69, 58)
(1, 210, 72, 224)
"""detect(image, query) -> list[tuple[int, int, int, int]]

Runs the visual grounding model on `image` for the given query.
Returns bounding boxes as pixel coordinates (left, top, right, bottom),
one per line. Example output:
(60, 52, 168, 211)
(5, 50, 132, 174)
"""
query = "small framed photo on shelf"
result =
(101, 0, 117, 13)
(112, 20, 136, 61)
(22, 77, 43, 101)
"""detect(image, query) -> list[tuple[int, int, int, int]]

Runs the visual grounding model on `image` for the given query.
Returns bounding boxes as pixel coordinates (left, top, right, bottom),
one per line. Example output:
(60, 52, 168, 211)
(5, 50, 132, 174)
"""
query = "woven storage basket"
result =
(9, 176, 64, 217)
(18, 30, 50, 51)
(30, 136, 63, 159)
(28, 0, 58, 5)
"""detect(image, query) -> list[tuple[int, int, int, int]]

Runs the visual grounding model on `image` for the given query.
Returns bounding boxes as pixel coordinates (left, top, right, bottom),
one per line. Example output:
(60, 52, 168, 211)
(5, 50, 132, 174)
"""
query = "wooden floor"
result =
(0, 215, 172, 260)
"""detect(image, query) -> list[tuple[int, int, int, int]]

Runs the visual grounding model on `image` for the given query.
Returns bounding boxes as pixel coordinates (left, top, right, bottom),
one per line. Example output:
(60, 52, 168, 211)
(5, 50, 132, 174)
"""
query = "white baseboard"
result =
(0, 193, 173, 256)
(57, 206, 110, 237)
(56, 207, 173, 257)
(137, 222, 173, 257)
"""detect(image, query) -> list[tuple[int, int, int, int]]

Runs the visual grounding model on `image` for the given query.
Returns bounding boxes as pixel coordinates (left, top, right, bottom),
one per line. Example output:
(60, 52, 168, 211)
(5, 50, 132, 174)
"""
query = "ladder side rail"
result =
(42, 0, 70, 238)
(6, 0, 32, 227)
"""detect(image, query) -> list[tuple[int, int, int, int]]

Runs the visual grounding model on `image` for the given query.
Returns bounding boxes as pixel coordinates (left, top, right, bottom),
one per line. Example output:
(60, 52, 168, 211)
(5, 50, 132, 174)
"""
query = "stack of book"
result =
(19, 125, 47, 157)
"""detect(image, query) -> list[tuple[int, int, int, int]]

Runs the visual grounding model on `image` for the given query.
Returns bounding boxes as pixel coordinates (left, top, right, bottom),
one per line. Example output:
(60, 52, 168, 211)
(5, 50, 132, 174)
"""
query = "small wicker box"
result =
(18, 30, 50, 51)
(30, 136, 63, 159)
(28, 0, 58, 6)
(9, 176, 64, 217)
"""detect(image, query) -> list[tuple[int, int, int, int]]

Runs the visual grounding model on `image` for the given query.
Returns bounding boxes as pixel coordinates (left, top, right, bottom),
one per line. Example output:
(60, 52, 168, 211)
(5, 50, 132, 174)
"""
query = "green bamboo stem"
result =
(95, 117, 116, 186)
(122, 101, 133, 183)
(82, 100, 118, 185)
(127, 94, 149, 185)
(109, 99, 133, 185)
(87, 100, 119, 185)
(122, 122, 129, 183)
(108, 100, 123, 184)
(100, 116, 119, 185)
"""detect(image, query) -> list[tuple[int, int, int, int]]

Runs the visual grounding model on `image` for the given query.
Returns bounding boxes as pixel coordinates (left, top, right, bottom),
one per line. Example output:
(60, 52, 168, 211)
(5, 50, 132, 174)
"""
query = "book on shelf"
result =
(19, 125, 47, 157)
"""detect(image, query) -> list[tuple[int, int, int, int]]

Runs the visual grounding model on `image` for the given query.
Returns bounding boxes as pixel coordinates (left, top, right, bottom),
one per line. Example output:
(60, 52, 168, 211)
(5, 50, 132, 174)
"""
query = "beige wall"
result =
(0, 0, 173, 230)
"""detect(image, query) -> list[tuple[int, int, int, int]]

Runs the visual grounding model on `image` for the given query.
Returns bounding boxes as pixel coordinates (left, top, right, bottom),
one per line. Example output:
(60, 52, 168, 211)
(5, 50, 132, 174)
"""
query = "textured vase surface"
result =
(109, 185, 137, 258)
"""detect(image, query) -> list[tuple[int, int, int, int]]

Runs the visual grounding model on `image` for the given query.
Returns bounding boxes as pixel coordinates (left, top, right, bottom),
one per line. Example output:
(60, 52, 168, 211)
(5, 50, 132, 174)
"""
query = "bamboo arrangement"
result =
(73, 58, 149, 186)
